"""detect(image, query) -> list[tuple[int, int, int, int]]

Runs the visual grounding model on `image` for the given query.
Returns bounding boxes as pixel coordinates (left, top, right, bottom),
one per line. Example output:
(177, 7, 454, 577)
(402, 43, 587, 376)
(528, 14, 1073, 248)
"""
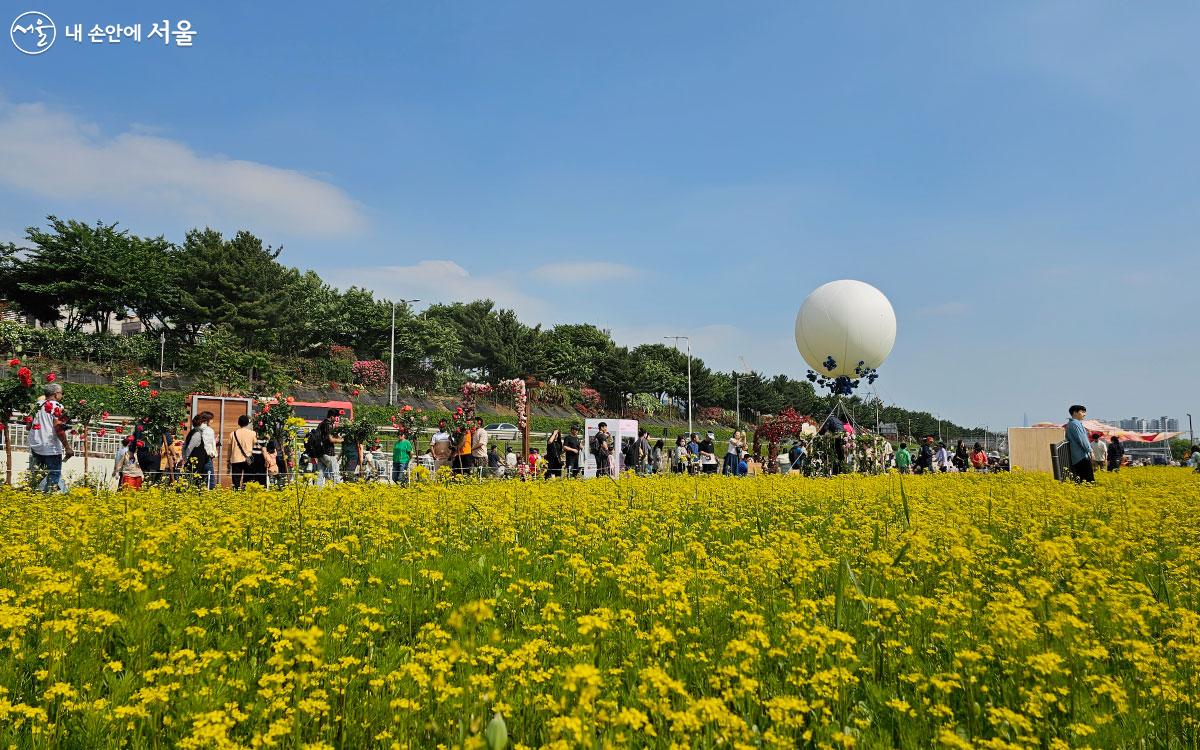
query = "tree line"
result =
(1, 216, 974, 436)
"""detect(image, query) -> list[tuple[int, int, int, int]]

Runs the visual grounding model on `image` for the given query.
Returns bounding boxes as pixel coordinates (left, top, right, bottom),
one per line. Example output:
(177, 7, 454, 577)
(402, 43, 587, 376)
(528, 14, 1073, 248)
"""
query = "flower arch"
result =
(751, 407, 818, 462)
(460, 379, 528, 431)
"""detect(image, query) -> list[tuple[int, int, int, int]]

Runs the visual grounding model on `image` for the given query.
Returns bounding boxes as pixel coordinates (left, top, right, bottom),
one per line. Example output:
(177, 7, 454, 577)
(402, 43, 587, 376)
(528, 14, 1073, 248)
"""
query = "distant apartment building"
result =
(1115, 416, 1179, 432)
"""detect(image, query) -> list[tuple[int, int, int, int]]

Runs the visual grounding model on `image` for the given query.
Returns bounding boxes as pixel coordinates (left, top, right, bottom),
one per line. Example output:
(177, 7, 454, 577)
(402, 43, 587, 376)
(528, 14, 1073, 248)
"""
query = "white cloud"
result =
(324, 260, 551, 319)
(0, 101, 367, 237)
(531, 261, 639, 284)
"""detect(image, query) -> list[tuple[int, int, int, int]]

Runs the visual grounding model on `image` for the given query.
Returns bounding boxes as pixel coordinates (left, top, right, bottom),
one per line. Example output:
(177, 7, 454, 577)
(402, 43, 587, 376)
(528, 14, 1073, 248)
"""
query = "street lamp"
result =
(1189, 413, 1194, 444)
(389, 298, 421, 406)
(664, 336, 692, 437)
(735, 356, 751, 433)
(158, 331, 166, 388)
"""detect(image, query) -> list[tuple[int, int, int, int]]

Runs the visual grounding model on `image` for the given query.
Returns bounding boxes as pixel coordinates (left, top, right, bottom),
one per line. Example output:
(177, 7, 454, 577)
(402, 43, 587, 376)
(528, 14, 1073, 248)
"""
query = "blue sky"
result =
(3, 1, 1198, 429)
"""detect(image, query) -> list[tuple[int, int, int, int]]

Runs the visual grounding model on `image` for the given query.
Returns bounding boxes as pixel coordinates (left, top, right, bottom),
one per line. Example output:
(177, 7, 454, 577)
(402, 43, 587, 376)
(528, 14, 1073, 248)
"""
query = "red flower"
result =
(44, 401, 55, 413)
(150, 390, 159, 398)
(116, 427, 124, 434)
(263, 405, 271, 413)
(285, 396, 295, 404)
(101, 411, 109, 419)
(136, 440, 145, 448)
(7, 358, 19, 367)
(138, 380, 149, 388)
(338, 409, 345, 415)
(30, 424, 40, 430)
(97, 429, 106, 436)
(45, 372, 56, 383)
(78, 399, 86, 405)
(352, 389, 360, 396)
(402, 405, 413, 412)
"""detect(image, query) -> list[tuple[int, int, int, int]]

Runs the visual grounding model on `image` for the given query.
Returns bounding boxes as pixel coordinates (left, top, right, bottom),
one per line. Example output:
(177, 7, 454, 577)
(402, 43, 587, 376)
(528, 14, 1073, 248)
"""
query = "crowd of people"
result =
(19, 391, 1200, 491)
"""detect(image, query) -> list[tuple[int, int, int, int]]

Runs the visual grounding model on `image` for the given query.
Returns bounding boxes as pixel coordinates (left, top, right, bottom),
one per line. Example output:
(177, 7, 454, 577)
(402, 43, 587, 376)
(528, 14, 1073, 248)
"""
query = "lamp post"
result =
(389, 298, 421, 406)
(1188, 413, 1194, 444)
(735, 356, 752, 434)
(158, 332, 166, 388)
(664, 336, 692, 438)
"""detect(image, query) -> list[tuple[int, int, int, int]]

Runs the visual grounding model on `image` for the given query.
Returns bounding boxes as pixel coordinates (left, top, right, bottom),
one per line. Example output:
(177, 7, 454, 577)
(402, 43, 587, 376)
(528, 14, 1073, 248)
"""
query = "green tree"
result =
(534, 324, 614, 385)
(173, 228, 288, 348)
(425, 301, 540, 381)
(11, 217, 135, 331)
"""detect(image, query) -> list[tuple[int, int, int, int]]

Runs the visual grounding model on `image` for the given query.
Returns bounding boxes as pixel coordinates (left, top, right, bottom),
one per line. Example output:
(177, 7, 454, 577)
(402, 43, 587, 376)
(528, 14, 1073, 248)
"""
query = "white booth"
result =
(582, 418, 639, 478)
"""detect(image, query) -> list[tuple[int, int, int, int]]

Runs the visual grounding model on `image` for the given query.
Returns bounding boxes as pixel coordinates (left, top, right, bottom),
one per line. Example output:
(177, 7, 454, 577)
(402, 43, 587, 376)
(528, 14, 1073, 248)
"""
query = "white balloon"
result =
(794, 280, 896, 379)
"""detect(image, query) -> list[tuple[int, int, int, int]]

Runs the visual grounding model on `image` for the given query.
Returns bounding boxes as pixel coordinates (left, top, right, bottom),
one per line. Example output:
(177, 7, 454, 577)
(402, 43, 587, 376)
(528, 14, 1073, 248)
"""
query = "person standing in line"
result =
(262, 440, 280, 488)
(228, 414, 257, 490)
(545, 429, 564, 478)
(113, 435, 143, 490)
(182, 411, 218, 489)
(430, 419, 453, 471)
(1066, 404, 1095, 483)
(970, 442, 989, 472)
(650, 439, 665, 474)
(1107, 435, 1124, 472)
(392, 429, 414, 484)
(562, 426, 582, 477)
(894, 443, 912, 473)
(504, 444, 518, 476)
(672, 436, 687, 473)
(487, 444, 501, 476)
(952, 440, 969, 473)
(935, 441, 950, 473)
(592, 422, 613, 477)
(453, 421, 473, 475)
(699, 432, 718, 474)
(1090, 432, 1108, 473)
(723, 431, 744, 475)
(914, 437, 933, 475)
(313, 408, 341, 487)
(636, 429, 652, 475)
(686, 433, 700, 474)
(471, 418, 489, 477)
(29, 383, 73, 492)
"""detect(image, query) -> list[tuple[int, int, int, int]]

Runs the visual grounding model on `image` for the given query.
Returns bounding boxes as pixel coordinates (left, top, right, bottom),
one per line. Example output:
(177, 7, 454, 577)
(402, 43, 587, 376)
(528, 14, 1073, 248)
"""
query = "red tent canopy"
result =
(1030, 419, 1180, 443)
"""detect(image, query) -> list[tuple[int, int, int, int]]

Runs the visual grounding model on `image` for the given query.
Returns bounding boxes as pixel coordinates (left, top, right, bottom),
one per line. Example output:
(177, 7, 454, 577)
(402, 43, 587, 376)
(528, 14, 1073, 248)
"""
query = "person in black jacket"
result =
(545, 429, 564, 479)
(592, 422, 613, 477)
(952, 440, 969, 472)
(1107, 436, 1124, 472)
(915, 437, 934, 474)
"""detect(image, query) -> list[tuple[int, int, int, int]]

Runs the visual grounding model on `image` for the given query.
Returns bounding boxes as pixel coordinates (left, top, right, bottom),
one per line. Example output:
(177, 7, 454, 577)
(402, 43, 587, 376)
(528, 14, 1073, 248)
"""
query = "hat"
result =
(706, 432, 715, 438)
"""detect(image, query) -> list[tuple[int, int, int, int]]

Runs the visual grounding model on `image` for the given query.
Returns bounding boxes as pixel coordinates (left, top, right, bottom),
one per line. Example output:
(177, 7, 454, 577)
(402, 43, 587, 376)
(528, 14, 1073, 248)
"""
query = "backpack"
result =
(304, 426, 325, 458)
(589, 435, 599, 453)
(183, 428, 209, 463)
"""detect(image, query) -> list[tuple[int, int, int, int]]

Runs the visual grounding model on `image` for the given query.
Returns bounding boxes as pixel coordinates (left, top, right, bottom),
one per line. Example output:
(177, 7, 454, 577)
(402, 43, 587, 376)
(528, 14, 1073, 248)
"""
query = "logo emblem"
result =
(10, 11, 55, 55)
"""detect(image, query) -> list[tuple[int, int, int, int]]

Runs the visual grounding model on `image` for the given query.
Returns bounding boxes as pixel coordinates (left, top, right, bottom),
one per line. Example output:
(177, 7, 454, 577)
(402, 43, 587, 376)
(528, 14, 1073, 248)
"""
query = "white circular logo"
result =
(10, 11, 55, 55)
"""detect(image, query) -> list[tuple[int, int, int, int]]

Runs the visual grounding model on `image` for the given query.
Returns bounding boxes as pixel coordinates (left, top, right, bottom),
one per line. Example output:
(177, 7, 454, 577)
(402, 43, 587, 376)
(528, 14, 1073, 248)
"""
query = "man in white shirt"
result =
(29, 383, 72, 492)
(182, 412, 218, 489)
(1090, 433, 1108, 472)
(430, 419, 452, 470)
(471, 418, 489, 474)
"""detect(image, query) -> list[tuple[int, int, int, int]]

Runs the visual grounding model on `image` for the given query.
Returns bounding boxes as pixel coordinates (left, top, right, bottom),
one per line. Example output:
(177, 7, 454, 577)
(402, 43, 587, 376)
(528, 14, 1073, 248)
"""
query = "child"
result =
(113, 436, 143, 490)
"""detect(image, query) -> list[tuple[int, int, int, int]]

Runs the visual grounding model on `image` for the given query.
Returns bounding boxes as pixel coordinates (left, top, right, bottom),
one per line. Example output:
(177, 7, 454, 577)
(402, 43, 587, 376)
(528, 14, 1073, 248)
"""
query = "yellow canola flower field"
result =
(1, 469, 1199, 749)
